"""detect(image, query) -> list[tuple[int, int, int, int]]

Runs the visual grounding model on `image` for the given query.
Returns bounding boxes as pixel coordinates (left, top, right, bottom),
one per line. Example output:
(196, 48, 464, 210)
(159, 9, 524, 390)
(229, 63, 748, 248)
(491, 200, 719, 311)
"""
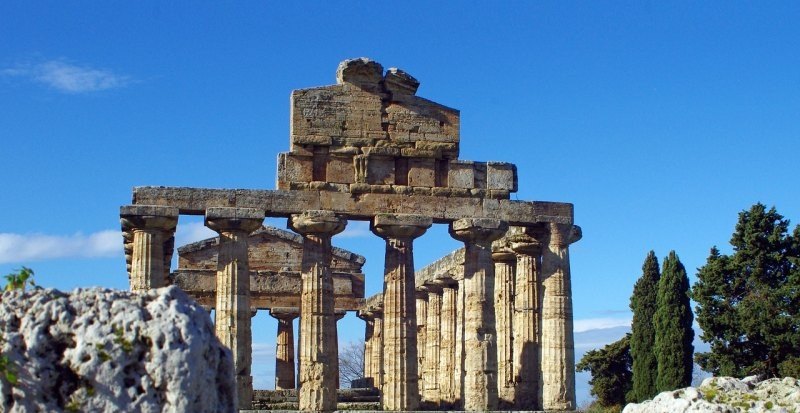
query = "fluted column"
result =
(205, 207, 264, 409)
(438, 278, 459, 408)
(371, 214, 431, 411)
(120, 205, 178, 292)
(492, 246, 516, 408)
(288, 210, 347, 412)
(540, 223, 582, 410)
(454, 276, 466, 407)
(449, 218, 508, 411)
(270, 307, 300, 390)
(415, 289, 428, 390)
(358, 311, 376, 387)
(371, 310, 384, 392)
(334, 310, 347, 389)
(422, 284, 442, 406)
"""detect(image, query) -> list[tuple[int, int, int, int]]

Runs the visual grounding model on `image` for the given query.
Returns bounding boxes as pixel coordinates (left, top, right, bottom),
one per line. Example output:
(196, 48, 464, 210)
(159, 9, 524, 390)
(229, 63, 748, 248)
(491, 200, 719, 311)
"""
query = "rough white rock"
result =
(623, 376, 800, 413)
(0, 286, 235, 413)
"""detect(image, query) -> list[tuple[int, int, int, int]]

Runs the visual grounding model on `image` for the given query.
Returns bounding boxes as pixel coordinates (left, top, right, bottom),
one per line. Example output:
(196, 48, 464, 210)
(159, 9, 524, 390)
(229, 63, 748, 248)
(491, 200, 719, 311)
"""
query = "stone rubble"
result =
(0, 286, 235, 413)
(623, 376, 800, 413)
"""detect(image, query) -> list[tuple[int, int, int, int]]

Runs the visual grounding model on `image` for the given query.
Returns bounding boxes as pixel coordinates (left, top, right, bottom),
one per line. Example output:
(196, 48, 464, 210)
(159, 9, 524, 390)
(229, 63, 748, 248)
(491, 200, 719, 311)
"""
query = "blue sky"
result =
(1, 2, 799, 405)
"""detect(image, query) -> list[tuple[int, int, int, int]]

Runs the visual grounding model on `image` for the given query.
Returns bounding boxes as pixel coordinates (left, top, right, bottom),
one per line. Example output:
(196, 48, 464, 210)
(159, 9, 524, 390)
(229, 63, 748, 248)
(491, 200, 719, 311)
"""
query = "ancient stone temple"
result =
(121, 57, 580, 411)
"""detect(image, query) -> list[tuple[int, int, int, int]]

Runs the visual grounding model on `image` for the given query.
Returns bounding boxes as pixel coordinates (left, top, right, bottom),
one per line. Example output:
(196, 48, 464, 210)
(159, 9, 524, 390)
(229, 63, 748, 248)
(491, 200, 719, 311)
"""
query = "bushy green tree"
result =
(576, 334, 632, 408)
(654, 251, 694, 391)
(692, 203, 800, 378)
(629, 251, 660, 402)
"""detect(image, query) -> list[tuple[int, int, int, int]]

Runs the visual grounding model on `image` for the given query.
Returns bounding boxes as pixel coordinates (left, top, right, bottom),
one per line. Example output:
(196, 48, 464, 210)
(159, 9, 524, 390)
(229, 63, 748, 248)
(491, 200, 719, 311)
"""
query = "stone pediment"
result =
(277, 58, 517, 199)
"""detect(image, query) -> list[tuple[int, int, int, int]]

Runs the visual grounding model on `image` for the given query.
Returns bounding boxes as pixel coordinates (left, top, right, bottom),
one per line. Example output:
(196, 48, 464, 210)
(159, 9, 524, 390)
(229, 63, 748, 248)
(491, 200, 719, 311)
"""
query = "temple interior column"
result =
(270, 307, 300, 390)
(334, 310, 346, 389)
(540, 223, 581, 411)
(422, 283, 442, 407)
(120, 205, 178, 292)
(358, 311, 376, 387)
(205, 207, 265, 409)
(371, 310, 384, 392)
(415, 288, 428, 393)
(454, 275, 466, 407)
(492, 245, 516, 408)
(371, 214, 431, 411)
(509, 228, 544, 410)
(288, 210, 346, 412)
(438, 277, 458, 409)
(449, 218, 508, 411)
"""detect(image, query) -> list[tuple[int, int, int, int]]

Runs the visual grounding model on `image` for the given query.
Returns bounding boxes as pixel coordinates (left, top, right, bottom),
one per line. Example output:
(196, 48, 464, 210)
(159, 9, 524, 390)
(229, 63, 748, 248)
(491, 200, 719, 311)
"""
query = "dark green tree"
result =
(629, 251, 660, 402)
(654, 251, 694, 391)
(692, 204, 800, 378)
(576, 334, 632, 408)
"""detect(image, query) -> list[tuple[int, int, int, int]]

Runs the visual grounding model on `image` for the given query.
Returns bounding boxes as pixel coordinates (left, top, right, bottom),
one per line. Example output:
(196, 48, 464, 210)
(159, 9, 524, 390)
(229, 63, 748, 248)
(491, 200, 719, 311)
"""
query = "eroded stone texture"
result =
(288, 210, 347, 412)
(120, 205, 178, 292)
(371, 214, 431, 411)
(449, 218, 508, 411)
(0, 287, 235, 413)
(205, 207, 264, 409)
(422, 284, 442, 406)
(540, 223, 582, 411)
(438, 278, 459, 408)
(491, 246, 516, 408)
(269, 308, 299, 390)
(415, 289, 427, 393)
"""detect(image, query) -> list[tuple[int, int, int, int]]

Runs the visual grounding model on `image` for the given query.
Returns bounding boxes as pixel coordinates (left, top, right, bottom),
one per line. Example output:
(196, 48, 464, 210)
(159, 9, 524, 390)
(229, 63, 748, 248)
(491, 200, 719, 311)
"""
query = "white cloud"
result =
(0, 230, 122, 264)
(334, 220, 372, 239)
(174, 221, 217, 247)
(1, 59, 131, 93)
(573, 317, 631, 333)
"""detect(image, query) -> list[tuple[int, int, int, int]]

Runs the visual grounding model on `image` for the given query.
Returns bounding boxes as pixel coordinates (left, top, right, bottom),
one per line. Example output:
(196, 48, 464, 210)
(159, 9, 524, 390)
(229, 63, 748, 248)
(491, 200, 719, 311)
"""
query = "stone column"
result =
(120, 205, 178, 292)
(371, 309, 384, 392)
(540, 223, 582, 410)
(358, 311, 376, 387)
(415, 288, 428, 390)
(371, 214, 432, 411)
(449, 218, 508, 411)
(422, 284, 442, 406)
(492, 246, 516, 408)
(508, 229, 544, 410)
(288, 210, 347, 412)
(454, 276, 466, 407)
(270, 307, 299, 390)
(205, 207, 264, 409)
(334, 310, 347, 389)
(438, 277, 459, 408)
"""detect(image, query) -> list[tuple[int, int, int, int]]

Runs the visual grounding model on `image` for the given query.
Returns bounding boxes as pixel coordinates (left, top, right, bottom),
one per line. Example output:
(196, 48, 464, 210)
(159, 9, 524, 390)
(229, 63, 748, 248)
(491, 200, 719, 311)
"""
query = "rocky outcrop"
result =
(623, 376, 800, 413)
(0, 286, 235, 413)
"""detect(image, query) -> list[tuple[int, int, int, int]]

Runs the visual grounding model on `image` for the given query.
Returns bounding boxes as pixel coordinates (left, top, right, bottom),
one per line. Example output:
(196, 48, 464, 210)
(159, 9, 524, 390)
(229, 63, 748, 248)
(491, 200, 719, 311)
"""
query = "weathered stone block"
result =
(326, 153, 355, 184)
(487, 162, 518, 192)
(447, 161, 476, 189)
(408, 158, 436, 187)
(278, 152, 313, 184)
(336, 58, 384, 91)
(384, 68, 419, 96)
(366, 155, 395, 185)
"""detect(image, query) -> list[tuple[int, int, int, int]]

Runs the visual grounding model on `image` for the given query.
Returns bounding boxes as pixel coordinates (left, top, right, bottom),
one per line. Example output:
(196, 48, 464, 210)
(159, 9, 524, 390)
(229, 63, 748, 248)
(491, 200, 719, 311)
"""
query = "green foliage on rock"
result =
(692, 203, 800, 378)
(654, 251, 694, 391)
(577, 334, 632, 407)
(3, 266, 35, 292)
(629, 251, 660, 402)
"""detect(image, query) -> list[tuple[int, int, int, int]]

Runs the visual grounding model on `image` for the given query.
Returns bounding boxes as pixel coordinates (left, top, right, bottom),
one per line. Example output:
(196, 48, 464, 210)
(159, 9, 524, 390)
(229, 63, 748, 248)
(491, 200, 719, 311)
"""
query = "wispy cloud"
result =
(174, 222, 217, 247)
(334, 220, 371, 239)
(573, 317, 631, 333)
(0, 230, 122, 264)
(1, 59, 132, 93)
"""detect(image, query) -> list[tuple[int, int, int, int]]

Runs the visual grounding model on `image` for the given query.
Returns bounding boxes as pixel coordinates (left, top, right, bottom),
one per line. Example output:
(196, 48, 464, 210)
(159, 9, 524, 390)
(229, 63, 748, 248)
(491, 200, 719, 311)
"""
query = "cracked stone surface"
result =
(0, 286, 235, 413)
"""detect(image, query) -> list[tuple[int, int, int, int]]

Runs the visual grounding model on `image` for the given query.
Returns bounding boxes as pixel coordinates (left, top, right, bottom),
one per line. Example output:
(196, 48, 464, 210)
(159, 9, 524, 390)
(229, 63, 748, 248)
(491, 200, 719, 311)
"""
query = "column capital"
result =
(415, 288, 429, 300)
(370, 213, 432, 241)
(269, 307, 300, 321)
(422, 281, 443, 294)
(335, 310, 347, 321)
(491, 245, 516, 263)
(449, 218, 508, 245)
(120, 205, 178, 231)
(205, 207, 264, 234)
(547, 223, 583, 247)
(288, 210, 346, 236)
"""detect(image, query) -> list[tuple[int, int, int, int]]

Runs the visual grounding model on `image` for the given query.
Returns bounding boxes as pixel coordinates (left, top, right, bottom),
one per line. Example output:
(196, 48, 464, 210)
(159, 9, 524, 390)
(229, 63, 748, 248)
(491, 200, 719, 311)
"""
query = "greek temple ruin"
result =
(120, 58, 581, 411)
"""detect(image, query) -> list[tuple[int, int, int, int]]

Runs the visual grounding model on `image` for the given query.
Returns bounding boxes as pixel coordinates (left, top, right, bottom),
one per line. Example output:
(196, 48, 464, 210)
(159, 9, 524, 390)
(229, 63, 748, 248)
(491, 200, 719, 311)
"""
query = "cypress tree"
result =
(654, 251, 694, 391)
(629, 251, 660, 402)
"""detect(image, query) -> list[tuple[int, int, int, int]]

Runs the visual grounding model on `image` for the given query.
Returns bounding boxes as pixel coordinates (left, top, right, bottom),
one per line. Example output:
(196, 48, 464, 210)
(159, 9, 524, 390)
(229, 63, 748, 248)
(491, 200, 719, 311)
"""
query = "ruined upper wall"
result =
(277, 58, 518, 199)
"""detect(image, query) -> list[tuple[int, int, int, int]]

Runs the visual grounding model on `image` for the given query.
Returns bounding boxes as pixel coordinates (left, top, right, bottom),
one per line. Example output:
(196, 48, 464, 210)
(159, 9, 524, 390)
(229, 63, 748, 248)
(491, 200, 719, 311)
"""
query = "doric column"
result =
(120, 205, 178, 292)
(270, 307, 299, 390)
(205, 207, 265, 409)
(492, 245, 516, 408)
(371, 309, 384, 392)
(334, 310, 347, 389)
(540, 223, 582, 410)
(358, 310, 376, 387)
(454, 276, 466, 407)
(371, 214, 432, 411)
(438, 277, 459, 409)
(288, 210, 347, 412)
(449, 218, 508, 411)
(415, 288, 428, 390)
(422, 283, 442, 406)
(508, 228, 544, 410)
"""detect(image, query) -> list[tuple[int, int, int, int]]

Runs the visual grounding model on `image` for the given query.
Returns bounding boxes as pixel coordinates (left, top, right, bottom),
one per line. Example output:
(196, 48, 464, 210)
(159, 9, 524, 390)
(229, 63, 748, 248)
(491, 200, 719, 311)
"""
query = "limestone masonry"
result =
(121, 58, 581, 411)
